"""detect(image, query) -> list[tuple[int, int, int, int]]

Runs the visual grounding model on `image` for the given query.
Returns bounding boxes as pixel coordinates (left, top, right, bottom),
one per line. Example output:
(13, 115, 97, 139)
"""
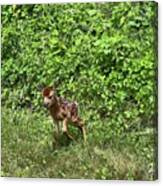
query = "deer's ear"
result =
(42, 86, 53, 97)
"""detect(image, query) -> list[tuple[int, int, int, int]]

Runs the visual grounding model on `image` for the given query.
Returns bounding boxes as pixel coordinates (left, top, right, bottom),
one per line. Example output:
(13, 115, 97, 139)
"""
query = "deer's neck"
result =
(49, 96, 60, 116)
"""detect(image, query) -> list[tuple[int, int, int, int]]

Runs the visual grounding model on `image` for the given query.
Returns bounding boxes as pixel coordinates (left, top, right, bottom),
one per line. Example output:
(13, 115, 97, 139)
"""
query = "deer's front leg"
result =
(62, 118, 75, 141)
(52, 121, 60, 148)
(56, 121, 60, 135)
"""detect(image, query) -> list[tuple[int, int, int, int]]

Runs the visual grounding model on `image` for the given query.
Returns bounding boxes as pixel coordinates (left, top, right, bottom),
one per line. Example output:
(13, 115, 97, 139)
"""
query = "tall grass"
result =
(1, 107, 156, 180)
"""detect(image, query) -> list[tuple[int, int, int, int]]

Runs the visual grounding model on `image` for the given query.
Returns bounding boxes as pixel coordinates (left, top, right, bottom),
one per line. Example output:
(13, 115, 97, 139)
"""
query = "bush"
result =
(1, 2, 157, 135)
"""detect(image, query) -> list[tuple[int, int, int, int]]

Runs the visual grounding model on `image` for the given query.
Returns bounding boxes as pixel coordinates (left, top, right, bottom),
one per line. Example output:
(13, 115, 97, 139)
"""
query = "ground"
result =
(1, 107, 156, 180)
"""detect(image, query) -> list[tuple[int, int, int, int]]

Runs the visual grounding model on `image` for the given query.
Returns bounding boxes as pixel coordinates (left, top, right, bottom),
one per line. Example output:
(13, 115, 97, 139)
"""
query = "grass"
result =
(1, 107, 157, 180)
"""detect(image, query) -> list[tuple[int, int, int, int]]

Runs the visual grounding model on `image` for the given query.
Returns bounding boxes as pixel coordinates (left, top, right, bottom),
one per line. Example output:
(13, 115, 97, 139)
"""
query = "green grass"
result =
(1, 107, 157, 180)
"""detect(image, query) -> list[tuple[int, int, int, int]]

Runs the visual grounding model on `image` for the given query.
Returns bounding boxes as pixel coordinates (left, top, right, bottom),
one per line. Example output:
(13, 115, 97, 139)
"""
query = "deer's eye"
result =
(48, 95, 52, 99)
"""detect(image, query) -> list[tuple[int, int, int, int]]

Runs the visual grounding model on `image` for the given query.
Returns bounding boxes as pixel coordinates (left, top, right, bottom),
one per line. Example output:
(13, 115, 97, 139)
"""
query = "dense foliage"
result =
(1, 1, 157, 179)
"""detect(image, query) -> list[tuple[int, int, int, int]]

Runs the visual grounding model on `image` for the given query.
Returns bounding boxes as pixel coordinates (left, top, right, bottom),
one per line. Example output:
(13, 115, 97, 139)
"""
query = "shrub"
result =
(1, 1, 157, 135)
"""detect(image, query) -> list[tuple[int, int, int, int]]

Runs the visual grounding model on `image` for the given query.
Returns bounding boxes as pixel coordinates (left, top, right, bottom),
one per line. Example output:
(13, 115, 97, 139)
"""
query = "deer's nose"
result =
(43, 103, 49, 108)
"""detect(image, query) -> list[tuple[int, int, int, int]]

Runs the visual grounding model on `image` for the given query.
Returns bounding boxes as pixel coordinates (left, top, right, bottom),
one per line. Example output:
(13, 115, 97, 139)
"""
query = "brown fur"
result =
(42, 86, 86, 143)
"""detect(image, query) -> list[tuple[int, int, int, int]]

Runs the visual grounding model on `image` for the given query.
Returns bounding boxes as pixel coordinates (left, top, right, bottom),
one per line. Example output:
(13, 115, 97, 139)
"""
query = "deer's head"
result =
(42, 86, 56, 109)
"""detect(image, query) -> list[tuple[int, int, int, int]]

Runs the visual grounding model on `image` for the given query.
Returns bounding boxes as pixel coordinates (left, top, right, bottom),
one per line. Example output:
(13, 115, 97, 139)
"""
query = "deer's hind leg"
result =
(62, 118, 75, 141)
(72, 117, 87, 143)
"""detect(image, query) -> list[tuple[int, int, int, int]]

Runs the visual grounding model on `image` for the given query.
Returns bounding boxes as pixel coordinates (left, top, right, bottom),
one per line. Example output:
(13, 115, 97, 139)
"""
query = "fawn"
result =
(42, 86, 86, 143)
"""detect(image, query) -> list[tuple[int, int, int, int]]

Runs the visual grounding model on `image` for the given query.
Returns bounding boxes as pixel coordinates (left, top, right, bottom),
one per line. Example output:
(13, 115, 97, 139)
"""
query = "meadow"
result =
(1, 1, 157, 180)
(1, 108, 156, 179)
